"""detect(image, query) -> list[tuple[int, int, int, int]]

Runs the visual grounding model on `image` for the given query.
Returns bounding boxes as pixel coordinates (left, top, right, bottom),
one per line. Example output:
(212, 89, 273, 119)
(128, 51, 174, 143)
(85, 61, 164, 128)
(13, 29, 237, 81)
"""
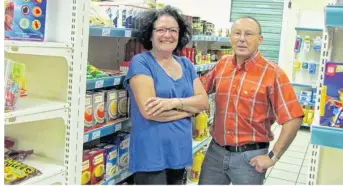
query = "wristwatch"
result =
(268, 151, 279, 162)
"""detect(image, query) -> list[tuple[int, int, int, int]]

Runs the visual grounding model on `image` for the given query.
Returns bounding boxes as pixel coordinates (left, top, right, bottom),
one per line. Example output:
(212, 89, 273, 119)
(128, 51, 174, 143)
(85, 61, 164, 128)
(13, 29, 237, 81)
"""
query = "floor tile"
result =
(269, 169, 298, 182)
(297, 173, 308, 184)
(296, 182, 306, 185)
(284, 150, 305, 159)
(288, 146, 308, 153)
(279, 156, 303, 166)
(266, 167, 272, 178)
(291, 140, 309, 148)
(264, 177, 295, 185)
(300, 166, 309, 175)
(273, 162, 301, 173)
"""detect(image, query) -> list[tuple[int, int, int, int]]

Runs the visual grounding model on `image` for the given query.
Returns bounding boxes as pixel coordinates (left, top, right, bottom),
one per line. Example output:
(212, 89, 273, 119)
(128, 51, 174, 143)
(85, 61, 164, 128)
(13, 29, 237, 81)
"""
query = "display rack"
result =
(4, 0, 89, 184)
(307, 4, 343, 185)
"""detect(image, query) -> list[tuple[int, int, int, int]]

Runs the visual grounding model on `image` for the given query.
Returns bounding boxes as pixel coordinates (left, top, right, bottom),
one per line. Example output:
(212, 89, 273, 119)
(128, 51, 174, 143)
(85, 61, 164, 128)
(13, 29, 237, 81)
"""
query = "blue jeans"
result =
(199, 140, 268, 185)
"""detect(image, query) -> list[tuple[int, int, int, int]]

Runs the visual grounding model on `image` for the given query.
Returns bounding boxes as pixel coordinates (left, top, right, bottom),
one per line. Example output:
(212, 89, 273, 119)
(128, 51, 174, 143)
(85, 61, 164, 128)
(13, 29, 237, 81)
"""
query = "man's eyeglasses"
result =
(232, 32, 260, 39)
(153, 27, 179, 35)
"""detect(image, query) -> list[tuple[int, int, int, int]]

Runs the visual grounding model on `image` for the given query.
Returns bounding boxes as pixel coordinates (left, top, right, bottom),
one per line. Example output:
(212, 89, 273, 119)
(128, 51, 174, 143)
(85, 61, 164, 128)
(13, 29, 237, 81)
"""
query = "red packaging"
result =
(181, 47, 187, 57)
(88, 149, 105, 185)
(81, 153, 91, 185)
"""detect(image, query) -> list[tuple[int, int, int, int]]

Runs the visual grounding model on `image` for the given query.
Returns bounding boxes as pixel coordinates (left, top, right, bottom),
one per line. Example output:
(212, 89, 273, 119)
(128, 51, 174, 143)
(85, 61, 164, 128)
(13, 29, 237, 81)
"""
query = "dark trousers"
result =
(134, 168, 186, 185)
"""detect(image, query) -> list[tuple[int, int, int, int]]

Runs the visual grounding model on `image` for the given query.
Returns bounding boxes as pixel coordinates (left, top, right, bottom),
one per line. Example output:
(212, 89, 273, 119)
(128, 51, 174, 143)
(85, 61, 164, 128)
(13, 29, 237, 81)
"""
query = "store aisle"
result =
(264, 124, 311, 185)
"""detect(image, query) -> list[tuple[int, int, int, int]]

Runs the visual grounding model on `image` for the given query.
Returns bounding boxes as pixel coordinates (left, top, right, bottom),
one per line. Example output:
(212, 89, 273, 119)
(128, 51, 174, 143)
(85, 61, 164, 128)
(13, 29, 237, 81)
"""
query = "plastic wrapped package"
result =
(4, 158, 42, 185)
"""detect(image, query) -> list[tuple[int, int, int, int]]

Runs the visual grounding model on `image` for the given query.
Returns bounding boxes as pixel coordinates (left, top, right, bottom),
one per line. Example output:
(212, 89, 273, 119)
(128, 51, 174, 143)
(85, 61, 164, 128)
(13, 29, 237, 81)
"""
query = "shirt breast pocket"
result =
(238, 86, 268, 119)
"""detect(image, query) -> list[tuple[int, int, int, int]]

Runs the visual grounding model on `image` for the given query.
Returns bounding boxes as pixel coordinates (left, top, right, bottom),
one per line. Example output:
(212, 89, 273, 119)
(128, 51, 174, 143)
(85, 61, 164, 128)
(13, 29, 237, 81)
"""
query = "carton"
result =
(118, 90, 128, 118)
(102, 90, 118, 124)
(81, 153, 91, 185)
(88, 149, 105, 185)
(92, 91, 105, 128)
(84, 93, 94, 132)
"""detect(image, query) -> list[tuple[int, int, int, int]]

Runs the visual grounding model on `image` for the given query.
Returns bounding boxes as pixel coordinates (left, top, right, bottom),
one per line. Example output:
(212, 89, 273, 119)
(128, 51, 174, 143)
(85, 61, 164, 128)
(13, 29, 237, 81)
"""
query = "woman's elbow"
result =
(200, 95, 210, 111)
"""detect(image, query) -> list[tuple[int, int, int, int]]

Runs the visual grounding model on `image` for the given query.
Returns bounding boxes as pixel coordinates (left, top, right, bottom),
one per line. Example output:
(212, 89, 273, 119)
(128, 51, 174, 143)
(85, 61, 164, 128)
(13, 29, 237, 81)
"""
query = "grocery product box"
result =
(81, 153, 91, 185)
(92, 91, 105, 128)
(116, 132, 130, 169)
(102, 90, 118, 124)
(84, 93, 94, 132)
(5, 0, 47, 41)
(88, 149, 105, 185)
(103, 144, 119, 180)
(118, 90, 128, 118)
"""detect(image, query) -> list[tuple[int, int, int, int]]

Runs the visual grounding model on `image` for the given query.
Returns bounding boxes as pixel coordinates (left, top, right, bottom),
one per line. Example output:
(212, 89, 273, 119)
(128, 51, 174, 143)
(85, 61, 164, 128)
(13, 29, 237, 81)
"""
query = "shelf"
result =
(292, 82, 316, 88)
(89, 26, 138, 38)
(311, 125, 343, 149)
(192, 136, 212, 154)
(192, 35, 229, 42)
(86, 75, 126, 91)
(83, 118, 129, 143)
(295, 27, 323, 32)
(4, 41, 71, 57)
(101, 168, 132, 185)
(325, 5, 343, 28)
(4, 97, 68, 125)
(14, 155, 65, 185)
(194, 62, 216, 72)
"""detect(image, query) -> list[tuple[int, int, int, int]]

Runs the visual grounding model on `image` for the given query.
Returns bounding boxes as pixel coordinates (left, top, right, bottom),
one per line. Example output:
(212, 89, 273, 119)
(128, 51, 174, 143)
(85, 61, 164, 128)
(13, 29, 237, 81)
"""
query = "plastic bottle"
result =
(307, 106, 315, 124)
(194, 112, 208, 141)
(312, 36, 322, 52)
(303, 36, 312, 53)
(294, 35, 302, 53)
(190, 151, 205, 182)
(302, 105, 308, 124)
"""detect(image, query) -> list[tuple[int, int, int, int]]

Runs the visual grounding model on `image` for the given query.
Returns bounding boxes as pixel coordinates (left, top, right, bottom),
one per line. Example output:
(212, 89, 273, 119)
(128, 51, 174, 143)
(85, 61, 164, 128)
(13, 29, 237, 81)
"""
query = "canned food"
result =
(192, 17, 201, 35)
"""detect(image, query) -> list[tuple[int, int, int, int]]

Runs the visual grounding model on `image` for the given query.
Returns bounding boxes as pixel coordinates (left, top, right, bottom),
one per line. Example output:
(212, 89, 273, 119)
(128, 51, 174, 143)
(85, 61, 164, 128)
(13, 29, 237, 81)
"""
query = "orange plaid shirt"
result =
(200, 51, 304, 146)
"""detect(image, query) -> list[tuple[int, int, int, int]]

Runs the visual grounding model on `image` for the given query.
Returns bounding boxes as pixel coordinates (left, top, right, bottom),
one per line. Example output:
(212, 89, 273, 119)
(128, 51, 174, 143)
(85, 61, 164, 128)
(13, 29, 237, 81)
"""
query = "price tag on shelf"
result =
(115, 123, 122, 131)
(102, 28, 111, 36)
(125, 30, 132, 37)
(95, 80, 104, 89)
(83, 134, 89, 143)
(113, 78, 121, 85)
(91, 130, 101, 140)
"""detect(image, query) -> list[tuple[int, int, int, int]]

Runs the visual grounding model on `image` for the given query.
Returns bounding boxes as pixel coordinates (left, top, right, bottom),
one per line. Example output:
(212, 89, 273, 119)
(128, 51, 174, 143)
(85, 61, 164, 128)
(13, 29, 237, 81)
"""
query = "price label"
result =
(113, 78, 121, 85)
(95, 80, 104, 89)
(83, 134, 89, 143)
(102, 28, 111, 36)
(115, 123, 122, 131)
(125, 30, 132, 37)
(92, 130, 101, 140)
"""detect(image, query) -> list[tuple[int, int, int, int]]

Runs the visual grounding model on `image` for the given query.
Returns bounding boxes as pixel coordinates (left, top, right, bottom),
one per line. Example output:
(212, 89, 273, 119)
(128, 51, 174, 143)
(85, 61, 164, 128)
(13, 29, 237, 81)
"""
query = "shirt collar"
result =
(231, 51, 261, 71)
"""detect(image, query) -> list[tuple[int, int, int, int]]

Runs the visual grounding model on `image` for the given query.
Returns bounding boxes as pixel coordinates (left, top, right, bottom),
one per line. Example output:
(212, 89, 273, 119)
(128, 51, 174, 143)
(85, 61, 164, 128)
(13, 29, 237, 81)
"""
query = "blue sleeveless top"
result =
(123, 51, 198, 173)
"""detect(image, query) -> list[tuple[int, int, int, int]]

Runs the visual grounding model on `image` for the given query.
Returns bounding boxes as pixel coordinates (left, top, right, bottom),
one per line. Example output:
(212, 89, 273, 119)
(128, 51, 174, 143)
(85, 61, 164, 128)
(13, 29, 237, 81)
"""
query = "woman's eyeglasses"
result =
(153, 27, 179, 35)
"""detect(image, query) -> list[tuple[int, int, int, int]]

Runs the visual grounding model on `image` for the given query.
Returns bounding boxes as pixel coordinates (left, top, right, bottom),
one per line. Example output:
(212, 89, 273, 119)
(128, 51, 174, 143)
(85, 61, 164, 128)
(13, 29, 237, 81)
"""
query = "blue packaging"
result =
(116, 132, 130, 169)
(5, 0, 47, 41)
(104, 144, 119, 180)
(302, 62, 309, 70)
(309, 63, 317, 75)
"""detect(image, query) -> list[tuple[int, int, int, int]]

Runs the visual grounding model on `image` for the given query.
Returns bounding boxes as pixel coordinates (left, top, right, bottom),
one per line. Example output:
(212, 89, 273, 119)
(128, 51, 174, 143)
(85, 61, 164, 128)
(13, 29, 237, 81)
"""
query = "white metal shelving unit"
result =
(307, 3, 343, 185)
(4, 0, 89, 184)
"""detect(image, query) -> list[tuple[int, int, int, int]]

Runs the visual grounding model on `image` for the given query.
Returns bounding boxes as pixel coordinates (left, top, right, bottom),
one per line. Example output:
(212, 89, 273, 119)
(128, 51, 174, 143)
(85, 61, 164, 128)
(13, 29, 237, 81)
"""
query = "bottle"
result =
(303, 36, 312, 53)
(293, 61, 301, 71)
(302, 105, 308, 124)
(190, 151, 205, 182)
(294, 35, 302, 53)
(194, 112, 208, 141)
(312, 36, 322, 52)
(307, 106, 315, 124)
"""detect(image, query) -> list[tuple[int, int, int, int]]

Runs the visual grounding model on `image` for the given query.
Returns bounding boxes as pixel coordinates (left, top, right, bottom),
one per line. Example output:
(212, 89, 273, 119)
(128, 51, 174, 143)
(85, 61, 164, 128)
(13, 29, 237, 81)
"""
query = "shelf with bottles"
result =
(295, 27, 323, 32)
(187, 141, 209, 184)
(292, 29, 322, 86)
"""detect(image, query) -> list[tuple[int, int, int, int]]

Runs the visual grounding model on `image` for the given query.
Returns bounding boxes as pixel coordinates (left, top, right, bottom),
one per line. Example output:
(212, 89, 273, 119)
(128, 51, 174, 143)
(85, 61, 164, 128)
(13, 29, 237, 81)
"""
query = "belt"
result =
(213, 140, 269, 153)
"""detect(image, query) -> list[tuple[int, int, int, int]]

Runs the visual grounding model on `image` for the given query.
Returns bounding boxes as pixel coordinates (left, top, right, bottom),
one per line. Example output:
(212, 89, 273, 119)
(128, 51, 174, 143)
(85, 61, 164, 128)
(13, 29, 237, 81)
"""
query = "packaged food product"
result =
(84, 93, 94, 132)
(4, 158, 42, 185)
(102, 90, 118, 124)
(88, 149, 105, 184)
(115, 132, 130, 168)
(81, 153, 91, 185)
(118, 90, 128, 118)
(92, 91, 105, 128)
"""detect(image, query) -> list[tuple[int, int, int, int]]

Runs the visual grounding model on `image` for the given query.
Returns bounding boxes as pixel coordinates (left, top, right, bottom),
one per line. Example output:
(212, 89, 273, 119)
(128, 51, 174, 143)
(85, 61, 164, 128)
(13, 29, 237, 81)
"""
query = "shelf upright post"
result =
(64, 0, 90, 184)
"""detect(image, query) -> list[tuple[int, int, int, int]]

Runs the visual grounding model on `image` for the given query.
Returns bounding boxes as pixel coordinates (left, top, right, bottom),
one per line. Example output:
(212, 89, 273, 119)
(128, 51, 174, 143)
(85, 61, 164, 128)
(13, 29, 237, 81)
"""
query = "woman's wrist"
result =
(171, 98, 182, 110)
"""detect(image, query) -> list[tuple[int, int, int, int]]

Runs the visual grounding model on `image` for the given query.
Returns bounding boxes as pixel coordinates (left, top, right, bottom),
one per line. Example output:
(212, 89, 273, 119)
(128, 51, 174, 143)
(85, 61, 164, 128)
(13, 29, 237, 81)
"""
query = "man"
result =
(198, 16, 304, 185)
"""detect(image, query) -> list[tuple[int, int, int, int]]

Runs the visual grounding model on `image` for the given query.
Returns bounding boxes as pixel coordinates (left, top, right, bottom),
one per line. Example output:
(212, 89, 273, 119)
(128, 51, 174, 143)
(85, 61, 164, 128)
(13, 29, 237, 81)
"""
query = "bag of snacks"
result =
(4, 158, 42, 185)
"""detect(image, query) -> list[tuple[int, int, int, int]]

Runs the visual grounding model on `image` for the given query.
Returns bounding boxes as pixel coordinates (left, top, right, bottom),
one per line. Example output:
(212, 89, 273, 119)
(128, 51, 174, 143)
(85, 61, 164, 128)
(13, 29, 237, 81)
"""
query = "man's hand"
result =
(250, 154, 275, 173)
(144, 97, 179, 116)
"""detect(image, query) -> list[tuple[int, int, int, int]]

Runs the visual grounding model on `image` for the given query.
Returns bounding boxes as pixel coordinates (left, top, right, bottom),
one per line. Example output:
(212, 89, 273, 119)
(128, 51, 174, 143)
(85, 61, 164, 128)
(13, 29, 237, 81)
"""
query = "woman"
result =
(123, 5, 209, 185)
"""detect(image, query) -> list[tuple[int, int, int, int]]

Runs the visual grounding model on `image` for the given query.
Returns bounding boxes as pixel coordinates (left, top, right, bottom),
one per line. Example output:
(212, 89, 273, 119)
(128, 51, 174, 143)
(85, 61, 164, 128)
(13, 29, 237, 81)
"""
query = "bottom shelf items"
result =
(5, 155, 66, 185)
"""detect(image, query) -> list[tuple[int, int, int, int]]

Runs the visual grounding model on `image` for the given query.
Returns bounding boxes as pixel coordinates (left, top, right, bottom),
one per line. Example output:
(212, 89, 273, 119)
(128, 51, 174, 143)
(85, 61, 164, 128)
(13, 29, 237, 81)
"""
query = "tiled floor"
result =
(264, 124, 311, 185)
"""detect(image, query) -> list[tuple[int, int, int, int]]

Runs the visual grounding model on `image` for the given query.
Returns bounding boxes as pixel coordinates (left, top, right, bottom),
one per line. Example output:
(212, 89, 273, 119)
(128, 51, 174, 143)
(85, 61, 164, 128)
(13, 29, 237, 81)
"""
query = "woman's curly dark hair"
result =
(137, 5, 192, 53)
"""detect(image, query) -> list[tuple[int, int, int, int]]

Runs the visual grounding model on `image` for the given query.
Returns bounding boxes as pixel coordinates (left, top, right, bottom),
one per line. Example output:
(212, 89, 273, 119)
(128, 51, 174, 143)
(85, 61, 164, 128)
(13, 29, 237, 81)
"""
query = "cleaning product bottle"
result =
(190, 151, 205, 182)
(312, 36, 322, 52)
(194, 112, 208, 141)
(293, 61, 301, 71)
(303, 36, 312, 53)
(294, 35, 303, 53)
(302, 105, 308, 124)
(307, 106, 315, 124)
